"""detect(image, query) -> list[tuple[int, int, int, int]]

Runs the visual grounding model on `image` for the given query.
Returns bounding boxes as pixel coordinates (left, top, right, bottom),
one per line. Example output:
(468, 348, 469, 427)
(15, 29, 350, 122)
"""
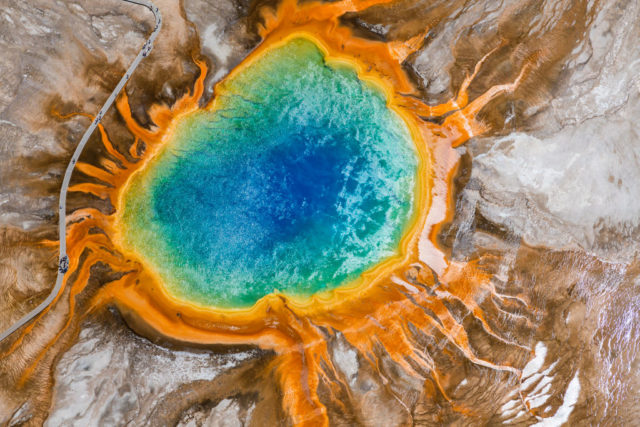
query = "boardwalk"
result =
(0, 0, 162, 343)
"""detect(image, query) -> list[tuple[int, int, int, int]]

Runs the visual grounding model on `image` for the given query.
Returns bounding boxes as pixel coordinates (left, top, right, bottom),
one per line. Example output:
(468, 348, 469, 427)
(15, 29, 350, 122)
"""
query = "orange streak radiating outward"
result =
(14, 0, 532, 424)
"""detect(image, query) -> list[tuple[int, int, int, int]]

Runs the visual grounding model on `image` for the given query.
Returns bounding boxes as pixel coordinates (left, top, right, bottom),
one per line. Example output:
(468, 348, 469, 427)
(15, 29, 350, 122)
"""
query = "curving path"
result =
(0, 0, 162, 343)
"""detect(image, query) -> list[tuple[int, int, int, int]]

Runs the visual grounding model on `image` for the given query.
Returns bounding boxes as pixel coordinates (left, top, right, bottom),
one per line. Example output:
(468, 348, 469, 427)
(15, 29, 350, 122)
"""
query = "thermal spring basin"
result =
(118, 37, 420, 308)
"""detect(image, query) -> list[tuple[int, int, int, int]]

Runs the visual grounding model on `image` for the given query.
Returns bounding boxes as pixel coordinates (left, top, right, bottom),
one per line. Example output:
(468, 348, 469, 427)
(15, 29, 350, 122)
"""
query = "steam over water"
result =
(0, 0, 639, 425)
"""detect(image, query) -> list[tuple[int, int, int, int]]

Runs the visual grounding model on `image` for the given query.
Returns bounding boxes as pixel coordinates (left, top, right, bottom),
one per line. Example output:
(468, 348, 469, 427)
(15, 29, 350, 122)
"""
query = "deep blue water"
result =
(121, 38, 418, 307)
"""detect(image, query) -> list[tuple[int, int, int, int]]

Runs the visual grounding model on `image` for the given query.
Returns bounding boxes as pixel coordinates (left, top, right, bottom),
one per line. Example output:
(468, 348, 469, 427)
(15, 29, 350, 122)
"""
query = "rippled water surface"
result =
(121, 38, 417, 307)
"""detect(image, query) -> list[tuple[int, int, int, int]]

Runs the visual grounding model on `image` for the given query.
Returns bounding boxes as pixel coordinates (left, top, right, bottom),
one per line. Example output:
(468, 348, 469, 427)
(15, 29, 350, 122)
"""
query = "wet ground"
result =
(0, 0, 639, 425)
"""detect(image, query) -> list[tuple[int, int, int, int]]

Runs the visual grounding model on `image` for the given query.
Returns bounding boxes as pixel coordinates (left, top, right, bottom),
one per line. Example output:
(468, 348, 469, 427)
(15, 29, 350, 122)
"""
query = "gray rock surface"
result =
(46, 318, 258, 426)
(468, 0, 640, 260)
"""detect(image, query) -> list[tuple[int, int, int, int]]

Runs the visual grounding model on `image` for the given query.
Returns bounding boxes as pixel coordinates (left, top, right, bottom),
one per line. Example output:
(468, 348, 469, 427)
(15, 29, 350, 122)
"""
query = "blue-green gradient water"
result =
(121, 38, 418, 308)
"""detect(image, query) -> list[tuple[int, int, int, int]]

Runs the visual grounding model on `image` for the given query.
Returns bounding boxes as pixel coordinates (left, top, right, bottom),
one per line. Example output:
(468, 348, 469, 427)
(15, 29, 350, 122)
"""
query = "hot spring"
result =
(118, 37, 419, 308)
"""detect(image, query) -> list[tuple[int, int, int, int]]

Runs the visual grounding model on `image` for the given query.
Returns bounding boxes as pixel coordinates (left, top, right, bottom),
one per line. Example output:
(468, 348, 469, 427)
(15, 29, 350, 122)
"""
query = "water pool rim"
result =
(110, 31, 432, 317)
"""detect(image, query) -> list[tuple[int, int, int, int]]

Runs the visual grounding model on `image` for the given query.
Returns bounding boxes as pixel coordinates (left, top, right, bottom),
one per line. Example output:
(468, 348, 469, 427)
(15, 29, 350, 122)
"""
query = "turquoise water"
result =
(121, 38, 418, 308)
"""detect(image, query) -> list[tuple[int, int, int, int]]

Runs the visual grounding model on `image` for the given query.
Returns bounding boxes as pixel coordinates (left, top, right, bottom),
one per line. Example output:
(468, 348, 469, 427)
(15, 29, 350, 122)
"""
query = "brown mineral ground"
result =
(1, 0, 639, 425)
